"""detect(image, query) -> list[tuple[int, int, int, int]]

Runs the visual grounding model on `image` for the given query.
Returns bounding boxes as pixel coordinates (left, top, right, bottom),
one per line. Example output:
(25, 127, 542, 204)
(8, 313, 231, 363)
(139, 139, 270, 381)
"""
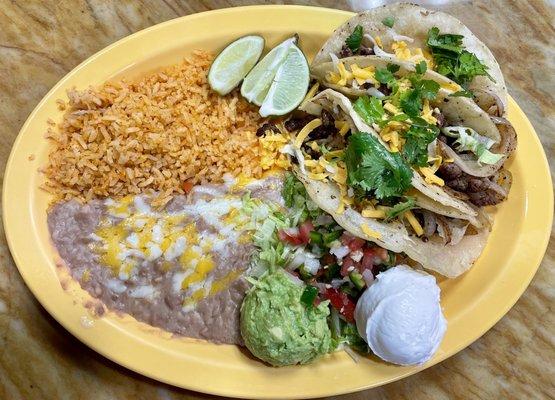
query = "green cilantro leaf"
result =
(426, 27, 464, 53)
(345, 132, 413, 199)
(449, 89, 474, 98)
(426, 27, 493, 87)
(415, 60, 427, 75)
(385, 196, 417, 221)
(375, 68, 396, 86)
(353, 95, 385, 127)
(345, 25, 364, 52)
(390, 113, 410, 122)
(387, 63, 400, 73)
(401, 124, 439, 167)
(382, 16, 395, 28)
(416, 79, 440, 100)
(400, 89, 421, 117)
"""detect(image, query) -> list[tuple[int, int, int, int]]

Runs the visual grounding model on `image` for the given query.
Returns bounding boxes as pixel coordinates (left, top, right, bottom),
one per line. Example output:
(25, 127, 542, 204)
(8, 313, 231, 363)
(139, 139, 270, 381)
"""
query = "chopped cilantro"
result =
(450, 89, 474, 98)
(387, 63, 400, 73)
(400, 75, 440, 117)
(353, 95, 385, 126)
(426, 27, 493, 87)
(415, 60, 427, 75)
(401, 124, 439, 167)
(382, 16, 395, 28)
(414, 78, 440, 100)
(345, 132, 413, 200)
(385, 196, 417, 221)
(375, 67, 396, 86)
(427, 27, 464, 53)
(345, 25, 364, 52)
(400, 89, 422, 118)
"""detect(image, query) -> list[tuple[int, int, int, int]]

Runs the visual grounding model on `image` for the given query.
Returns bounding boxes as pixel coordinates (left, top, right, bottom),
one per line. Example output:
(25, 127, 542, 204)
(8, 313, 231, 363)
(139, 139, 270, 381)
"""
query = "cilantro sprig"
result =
(345, 25, 364, 52)
(401, 123, 439, 167)
(426, 27, 493, 87)
(385, 196, 416, 221)
(345, 132, 413, 200)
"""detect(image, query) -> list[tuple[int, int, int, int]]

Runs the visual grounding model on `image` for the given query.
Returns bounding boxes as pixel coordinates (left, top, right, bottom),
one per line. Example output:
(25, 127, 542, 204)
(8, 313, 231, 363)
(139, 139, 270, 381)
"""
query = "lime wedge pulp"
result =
(241, 36, 297, 106)
(259, 44, 309, 117)
(208, 35, 265, 95)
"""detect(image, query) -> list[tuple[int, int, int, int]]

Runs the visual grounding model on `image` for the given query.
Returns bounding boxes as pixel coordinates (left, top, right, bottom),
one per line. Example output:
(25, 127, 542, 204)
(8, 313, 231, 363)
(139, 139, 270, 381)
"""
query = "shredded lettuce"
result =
(442, 126, 503, 165)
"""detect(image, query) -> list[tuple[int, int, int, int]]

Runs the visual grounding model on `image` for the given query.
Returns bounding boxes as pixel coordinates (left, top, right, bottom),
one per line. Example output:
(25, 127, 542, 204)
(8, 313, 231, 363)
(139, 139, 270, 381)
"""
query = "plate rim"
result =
(3, 5, 553, 399)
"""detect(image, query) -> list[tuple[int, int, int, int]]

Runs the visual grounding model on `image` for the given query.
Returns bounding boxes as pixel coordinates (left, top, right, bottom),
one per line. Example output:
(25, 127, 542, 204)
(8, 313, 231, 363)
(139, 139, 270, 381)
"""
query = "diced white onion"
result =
(362, 269, 375, 286)
(330, 244, 350, 260)
(367, 87, 385, 99)
(303, 257, 321, 275)
(350, 250, 363, 262)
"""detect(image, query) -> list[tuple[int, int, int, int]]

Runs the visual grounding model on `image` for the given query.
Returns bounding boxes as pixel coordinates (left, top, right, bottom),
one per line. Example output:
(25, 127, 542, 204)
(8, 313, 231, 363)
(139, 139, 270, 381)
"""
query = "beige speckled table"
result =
(0, 1, 553, 399)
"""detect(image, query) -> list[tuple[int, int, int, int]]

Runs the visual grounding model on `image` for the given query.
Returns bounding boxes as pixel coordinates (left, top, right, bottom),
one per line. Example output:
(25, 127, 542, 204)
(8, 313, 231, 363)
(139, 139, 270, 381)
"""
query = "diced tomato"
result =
(361, 247, 375, 271)
(375, 247, 388, 261)
(298, 220, 314, 244)
(360, 246, 389, 272)
(340, 257, 354, 276)
(277, 229, 304, 246)
(324, 288, 356, 322)
(182, 181, 194, 193)
(340, 232, 355, 246)
(340, 256, 361, 277)
(348, 237, 365, 252)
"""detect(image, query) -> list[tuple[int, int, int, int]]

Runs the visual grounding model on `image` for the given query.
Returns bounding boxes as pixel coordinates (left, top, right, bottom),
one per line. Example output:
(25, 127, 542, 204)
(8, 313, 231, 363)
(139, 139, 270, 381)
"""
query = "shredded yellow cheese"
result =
(307, 172, 328, 180)
(421, 99, 437, 125)
(334, 120, 350, 136)
(300, 82, 320, 107)
(404, 210, 424, 236)
(362, 207, 387, 219)
(336, 61, 353, 86)
(375, 36, 383, 48)
(391, 41, 433, 67)
(351, 64, 378, 86)
(384, 102, 401, 115)
(419, 167, 445, 186)
(294, 118, 322, 148)
(259, 132, 291, 171)
(361, 224, 383, 239)
(440, 81, 462, 92)
(428, 156, 443, 173)
(392, 41, 411, 60)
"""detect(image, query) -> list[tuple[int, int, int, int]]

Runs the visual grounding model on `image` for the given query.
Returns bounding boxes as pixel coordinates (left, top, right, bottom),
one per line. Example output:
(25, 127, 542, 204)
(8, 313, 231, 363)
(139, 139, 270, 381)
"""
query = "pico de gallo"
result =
(251, 172, 407, 352)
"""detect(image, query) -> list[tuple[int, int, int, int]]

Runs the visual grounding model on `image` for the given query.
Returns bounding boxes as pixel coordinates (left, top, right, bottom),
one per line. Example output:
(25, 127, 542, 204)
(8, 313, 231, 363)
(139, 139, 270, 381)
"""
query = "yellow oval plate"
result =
(3, 5, 553, 399)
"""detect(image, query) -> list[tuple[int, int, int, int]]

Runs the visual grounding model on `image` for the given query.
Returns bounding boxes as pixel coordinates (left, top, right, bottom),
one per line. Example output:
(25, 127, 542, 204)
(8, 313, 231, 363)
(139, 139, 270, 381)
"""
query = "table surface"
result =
(0, 1, 553, 399)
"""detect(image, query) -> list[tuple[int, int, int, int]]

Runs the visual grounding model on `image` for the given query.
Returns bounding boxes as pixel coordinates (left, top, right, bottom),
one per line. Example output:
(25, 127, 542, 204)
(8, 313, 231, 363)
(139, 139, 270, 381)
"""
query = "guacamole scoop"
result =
(240, 270, 332, 366)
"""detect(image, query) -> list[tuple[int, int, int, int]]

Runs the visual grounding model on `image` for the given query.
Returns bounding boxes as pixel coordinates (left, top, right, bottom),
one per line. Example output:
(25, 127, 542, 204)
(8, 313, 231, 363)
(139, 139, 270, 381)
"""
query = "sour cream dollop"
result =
(354, 265, 447, 365)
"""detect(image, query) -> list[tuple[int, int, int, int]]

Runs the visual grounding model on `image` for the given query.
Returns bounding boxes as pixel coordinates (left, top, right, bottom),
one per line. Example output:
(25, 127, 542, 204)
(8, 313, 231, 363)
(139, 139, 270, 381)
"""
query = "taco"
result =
(312, 3, 507, 117)
(279, 83, 513, 277)
(309, 56, 516, 191)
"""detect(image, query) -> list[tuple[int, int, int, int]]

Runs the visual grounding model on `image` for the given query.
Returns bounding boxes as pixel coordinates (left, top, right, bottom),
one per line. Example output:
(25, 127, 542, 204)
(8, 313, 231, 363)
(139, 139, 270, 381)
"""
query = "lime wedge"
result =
(208, 35, 265, 95)
(241, 36, 297, 106)
(259, 45, 309, 117)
